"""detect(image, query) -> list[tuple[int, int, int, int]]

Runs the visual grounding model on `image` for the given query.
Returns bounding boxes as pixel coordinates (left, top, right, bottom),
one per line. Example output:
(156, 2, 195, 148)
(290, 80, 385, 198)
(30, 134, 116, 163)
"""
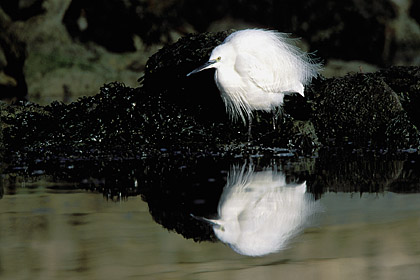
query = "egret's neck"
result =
(214, 64, 242, 90)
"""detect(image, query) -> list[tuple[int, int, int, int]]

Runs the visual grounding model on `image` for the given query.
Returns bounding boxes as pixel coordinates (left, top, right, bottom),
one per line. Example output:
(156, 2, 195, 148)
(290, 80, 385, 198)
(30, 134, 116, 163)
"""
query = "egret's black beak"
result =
(186, 60, 217, 76)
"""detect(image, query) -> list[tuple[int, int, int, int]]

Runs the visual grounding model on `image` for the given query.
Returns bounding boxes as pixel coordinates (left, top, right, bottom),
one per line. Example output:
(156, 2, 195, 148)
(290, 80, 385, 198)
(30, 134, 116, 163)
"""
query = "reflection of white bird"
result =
(193, 164, 319, 256)
(187, 29, 321, 127)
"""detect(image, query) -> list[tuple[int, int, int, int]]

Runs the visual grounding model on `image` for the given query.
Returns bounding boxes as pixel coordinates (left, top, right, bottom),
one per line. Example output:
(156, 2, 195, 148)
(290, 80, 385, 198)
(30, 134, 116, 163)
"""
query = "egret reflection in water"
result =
(193, 164, 320, 256)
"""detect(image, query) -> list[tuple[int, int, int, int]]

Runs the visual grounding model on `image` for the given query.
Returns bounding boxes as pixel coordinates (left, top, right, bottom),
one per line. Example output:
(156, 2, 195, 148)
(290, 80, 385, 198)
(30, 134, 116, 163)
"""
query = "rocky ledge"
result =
(1, 31, 419, 165)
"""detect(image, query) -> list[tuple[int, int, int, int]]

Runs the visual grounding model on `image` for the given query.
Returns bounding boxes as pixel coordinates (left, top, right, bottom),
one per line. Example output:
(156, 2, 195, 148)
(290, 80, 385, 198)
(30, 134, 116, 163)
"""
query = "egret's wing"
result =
(234, 52, 277, 93)
(235, 51, 306, 95)
(237, 193, 277, 233)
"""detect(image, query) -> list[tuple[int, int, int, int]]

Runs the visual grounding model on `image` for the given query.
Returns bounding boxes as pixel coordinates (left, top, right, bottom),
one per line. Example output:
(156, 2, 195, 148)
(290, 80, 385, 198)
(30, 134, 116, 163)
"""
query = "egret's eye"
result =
(217, 56, 221, 61)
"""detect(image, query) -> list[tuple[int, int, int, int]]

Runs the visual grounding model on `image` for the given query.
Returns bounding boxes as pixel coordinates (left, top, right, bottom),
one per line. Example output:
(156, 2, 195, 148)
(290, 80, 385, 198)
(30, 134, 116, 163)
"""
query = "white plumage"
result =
(188, 29, 322, 124)
(192, 164, 320, 257)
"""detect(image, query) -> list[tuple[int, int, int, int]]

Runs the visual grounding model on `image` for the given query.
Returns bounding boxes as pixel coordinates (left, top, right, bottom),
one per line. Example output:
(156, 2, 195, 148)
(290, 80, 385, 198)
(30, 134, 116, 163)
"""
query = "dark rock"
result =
(379, 66, 420, 129)
(307, 68, 420, 149)
(0, 0, 45, 21)
(62, 0, 183, 51)
(0, 102, 4, 158)
(0, 32, 419, 166)
(0, 9, 28, 101)
(293, 0, 397, 66)
(142, 30, 234, 123)
(410, 0, 420, 25)
(181, 0, 398, 66)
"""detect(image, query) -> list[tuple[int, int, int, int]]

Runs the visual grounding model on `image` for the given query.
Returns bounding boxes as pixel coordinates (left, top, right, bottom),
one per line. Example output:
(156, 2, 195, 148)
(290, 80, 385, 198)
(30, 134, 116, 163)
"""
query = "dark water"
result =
(1, 152, 420, 279)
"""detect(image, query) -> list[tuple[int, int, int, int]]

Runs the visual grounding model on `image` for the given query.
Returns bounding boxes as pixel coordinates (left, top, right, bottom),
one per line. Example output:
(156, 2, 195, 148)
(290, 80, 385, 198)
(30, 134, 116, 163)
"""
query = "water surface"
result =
(1, 154, 420, 279)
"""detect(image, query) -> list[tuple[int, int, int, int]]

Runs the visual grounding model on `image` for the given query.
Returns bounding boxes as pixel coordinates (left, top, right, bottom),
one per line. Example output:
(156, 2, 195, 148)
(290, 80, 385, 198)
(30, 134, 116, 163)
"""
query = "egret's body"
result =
(192, 164, 320, 256)
(188, 29, 321, 124)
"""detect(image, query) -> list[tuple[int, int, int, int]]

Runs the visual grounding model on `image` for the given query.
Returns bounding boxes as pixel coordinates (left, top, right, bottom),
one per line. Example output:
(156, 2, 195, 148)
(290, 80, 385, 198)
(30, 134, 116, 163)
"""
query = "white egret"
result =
(192, 164, 320, 256)
(187, 29, 322, 133)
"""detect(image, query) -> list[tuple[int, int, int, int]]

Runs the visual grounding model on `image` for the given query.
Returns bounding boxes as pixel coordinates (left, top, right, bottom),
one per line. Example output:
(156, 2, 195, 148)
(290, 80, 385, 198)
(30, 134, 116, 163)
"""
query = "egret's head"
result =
(187, 56, 221, 77)
(186, 44, 232, 76)
(190, 214, 223, 229)
(190, 214, 237, 242)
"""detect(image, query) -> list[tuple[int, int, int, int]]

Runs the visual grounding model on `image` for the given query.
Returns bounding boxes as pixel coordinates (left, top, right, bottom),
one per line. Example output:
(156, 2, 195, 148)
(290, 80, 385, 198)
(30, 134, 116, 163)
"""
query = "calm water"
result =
(1, 155, 420, 279)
